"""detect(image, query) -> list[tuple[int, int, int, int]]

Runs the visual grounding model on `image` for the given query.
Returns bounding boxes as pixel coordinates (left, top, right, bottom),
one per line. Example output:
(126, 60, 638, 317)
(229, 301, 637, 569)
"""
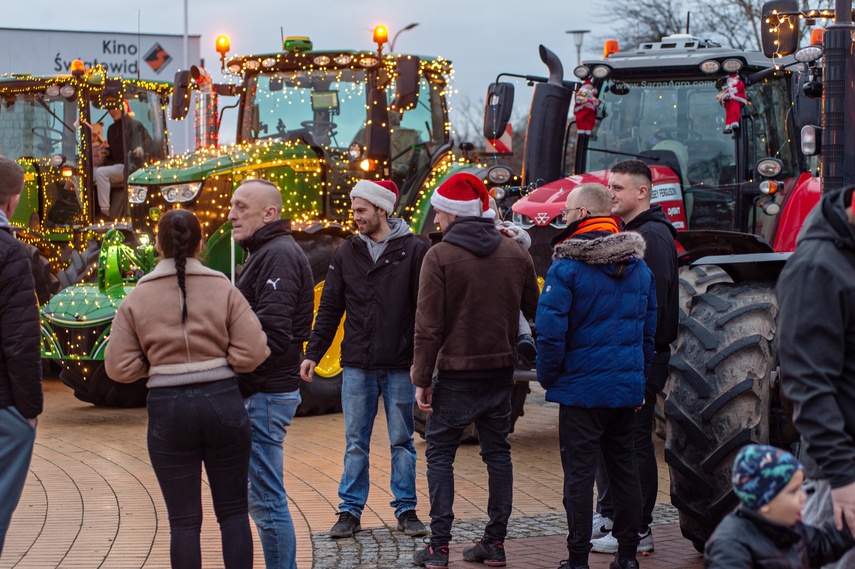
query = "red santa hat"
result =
(350, 179, 398, 213)
(430, 172, 494, 218)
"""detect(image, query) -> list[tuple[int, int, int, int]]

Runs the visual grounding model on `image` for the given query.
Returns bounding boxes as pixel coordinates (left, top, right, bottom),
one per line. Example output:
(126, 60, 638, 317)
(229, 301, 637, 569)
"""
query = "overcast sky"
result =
(5, 1, 613, 142)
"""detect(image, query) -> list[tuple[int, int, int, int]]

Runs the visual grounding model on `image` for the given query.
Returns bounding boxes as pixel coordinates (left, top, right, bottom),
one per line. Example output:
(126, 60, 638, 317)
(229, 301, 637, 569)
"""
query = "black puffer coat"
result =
(236, 219, 313, 395)
(0, 225, 43, 418)
(705, 505, 854, 568)
(305, 225, 428, 370)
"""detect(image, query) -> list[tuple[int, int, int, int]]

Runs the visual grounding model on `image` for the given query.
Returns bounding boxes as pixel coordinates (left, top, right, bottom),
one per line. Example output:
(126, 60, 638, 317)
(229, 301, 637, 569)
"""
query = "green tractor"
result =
(40, 29, 482, 410)
(2, 61, 172, 305)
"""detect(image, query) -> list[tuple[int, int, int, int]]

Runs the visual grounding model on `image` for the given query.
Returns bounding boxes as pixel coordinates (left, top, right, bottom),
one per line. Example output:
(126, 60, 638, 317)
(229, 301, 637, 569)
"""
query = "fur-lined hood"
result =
(552, 231, 646, 265)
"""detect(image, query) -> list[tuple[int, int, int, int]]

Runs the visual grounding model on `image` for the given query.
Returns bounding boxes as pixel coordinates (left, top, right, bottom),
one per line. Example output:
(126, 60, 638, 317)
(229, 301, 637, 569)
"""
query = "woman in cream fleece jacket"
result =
(105, 209, 269, 569)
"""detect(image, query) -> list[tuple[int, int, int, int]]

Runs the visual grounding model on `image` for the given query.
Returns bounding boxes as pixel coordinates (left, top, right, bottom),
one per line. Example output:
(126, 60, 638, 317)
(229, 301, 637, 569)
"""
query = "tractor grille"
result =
(49, 322, 109, 359)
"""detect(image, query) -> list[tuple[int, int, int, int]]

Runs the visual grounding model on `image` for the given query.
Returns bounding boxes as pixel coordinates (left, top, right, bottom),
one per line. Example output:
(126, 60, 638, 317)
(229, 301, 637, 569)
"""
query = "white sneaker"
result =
(590, 531, 618, 553)
(590, 528, 654, 554)
(638, 527, 654, 553)
(591, 512, 614, 540)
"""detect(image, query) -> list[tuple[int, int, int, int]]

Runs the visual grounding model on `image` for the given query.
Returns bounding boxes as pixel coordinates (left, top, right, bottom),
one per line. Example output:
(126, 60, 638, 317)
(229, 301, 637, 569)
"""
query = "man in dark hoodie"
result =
(228, 179, 314, 569)
(591, 160, 679, 555)
(0, 156, 43, 555)
(778, 185, 855, 568)
(537, 182, 656, 569)
(301, 180, 429, 540)
(411, 172, 540, 569)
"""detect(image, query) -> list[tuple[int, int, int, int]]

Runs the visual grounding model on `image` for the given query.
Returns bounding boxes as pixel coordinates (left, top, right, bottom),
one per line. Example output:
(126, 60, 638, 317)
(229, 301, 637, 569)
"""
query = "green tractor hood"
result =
(128, 139, 322, 184)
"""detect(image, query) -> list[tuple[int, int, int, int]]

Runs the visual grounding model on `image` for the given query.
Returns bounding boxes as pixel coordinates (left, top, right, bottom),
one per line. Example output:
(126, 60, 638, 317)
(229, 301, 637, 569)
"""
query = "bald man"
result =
(228, 179, 314, 569)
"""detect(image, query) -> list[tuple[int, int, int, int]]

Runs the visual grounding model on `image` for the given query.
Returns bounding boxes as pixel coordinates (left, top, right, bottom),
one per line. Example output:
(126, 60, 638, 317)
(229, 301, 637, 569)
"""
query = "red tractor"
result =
(486, 22, 830, 548)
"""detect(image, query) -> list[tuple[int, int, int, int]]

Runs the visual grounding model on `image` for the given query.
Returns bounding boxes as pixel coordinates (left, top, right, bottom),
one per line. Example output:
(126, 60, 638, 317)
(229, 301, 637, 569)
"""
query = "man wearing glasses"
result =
(537, 182, 655, 569)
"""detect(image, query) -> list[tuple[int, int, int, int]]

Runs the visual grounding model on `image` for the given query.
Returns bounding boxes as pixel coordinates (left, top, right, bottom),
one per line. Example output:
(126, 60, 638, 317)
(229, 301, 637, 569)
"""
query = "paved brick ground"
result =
(1, 378, 704, 569)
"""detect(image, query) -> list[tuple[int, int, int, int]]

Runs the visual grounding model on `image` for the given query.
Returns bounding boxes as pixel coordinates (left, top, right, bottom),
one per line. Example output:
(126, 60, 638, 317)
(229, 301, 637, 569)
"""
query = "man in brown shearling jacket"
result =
(411, 172, 539, 569)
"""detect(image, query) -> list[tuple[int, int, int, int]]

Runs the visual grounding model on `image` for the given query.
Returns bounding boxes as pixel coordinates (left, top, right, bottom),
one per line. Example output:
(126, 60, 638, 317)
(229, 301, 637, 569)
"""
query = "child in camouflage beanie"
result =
(705, 444, 855, 568)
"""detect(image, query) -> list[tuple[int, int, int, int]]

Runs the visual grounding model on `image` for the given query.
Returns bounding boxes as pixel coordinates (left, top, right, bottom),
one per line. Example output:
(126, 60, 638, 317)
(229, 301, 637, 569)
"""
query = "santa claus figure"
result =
(574, 79, 600, 135)
(717, 73, 747, 134)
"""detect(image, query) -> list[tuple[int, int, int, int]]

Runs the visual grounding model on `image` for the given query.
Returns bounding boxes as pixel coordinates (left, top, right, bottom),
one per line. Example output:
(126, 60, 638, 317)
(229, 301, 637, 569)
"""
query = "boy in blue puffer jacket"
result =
(536, 182, 657, 569)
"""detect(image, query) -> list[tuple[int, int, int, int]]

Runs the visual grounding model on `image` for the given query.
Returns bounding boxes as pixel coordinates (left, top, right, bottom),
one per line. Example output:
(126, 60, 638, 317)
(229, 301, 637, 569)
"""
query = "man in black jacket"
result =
(0, 156, 43, 555)
(300, 179, 429, 540)
(228, 179, 314, 569)
(779, 185, 855, 568)
(591, 159, 679, 556)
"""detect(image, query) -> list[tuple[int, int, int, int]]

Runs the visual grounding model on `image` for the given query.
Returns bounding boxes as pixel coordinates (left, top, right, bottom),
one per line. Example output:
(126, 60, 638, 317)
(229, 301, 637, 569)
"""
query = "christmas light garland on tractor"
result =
(41, 27, 490, 411)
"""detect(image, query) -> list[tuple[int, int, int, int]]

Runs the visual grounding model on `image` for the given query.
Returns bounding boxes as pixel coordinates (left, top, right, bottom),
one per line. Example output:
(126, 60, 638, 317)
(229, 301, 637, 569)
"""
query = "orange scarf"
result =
(557, 216, 619, 244)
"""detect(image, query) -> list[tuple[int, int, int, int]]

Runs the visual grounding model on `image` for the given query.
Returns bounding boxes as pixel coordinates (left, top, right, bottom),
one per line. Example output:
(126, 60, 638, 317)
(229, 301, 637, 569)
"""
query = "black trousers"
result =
(596, 351, 670, 530)
(560, 405, 641, 566)
(425, 378, 514, 547)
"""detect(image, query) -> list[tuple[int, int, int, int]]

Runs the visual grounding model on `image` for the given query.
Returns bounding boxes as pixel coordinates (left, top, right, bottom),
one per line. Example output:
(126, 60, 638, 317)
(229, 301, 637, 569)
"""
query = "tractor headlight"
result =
(512, 211, 535, 229)
(756, 158, 783, 178)
(348, 142, 363, 160)
(161, 182, 202, 203)
(128, 185, 148, 204)
(486, 165, 512, 185)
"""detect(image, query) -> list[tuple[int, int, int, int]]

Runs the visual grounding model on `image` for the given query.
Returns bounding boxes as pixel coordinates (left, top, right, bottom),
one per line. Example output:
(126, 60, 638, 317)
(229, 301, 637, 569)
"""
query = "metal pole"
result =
(566, 30, 590, 67)
(821, 0, 855, 191)
(183, 0, 190, 153)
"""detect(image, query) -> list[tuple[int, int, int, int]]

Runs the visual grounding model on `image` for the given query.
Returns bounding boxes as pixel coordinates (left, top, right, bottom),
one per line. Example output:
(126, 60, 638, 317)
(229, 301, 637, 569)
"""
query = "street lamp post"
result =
(390, 23, 419, 52)
(566, 29, 591, 67)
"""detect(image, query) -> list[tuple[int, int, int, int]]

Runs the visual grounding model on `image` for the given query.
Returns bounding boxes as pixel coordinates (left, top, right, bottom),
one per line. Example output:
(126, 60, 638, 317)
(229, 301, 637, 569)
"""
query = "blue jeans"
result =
(0, 406, 36, 556)
(425, 378, 514, 547)
(339, 367, 417, 518)
(246, 389, 301, 569)
(147, 379, 253, 569)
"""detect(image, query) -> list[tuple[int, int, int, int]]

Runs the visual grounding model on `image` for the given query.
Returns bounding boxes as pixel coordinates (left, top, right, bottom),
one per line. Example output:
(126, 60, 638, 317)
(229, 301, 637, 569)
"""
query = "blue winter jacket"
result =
(536, 230, 657, 408)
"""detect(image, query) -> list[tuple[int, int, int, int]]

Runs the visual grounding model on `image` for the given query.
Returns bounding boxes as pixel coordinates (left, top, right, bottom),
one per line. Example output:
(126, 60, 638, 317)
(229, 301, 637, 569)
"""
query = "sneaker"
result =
(463, 538, 506, 566)
(638, 528, 654, 553)
(590, 531, 617, 553)
(397, 510, 429, 537)
(609, 555, 639, 569)
(516, 334, 537, 365)
(413, 542, 449, 568)
(591, 512, 614, 539)
(591, 528, 653, 554)
(557, 561, 590, 569)
(329, 511, 361, 538)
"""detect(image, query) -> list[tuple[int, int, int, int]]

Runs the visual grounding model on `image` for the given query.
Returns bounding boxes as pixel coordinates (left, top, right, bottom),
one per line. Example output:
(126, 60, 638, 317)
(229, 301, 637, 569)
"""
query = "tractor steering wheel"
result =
(653, 127, 704, 143)
(32, 126, 68, 151)
(300, 120, 338, 134)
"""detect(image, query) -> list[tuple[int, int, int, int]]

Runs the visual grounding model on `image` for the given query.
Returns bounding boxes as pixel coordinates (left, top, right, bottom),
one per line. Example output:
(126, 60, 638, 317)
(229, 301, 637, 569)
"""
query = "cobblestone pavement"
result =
(1, 377, 703, 568)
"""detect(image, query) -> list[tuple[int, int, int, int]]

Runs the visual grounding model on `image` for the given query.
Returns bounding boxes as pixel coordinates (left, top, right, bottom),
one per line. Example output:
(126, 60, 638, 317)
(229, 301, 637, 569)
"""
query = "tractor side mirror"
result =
(172, 70, 193, 120)
(761, 0, 799, 58)
(483, 82, 514, 140)
(365, 88, 390, 160)
(392, 56, 420, 111)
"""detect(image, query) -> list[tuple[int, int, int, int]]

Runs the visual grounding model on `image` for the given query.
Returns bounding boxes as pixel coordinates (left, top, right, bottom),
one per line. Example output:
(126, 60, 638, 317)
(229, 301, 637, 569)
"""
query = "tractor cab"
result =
(0, 65, 171, 297)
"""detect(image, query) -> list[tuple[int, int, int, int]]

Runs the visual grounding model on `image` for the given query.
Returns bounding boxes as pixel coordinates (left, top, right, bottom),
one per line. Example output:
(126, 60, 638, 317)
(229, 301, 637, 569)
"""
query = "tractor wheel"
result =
(664, 282, 777, 549)
(59, 360, 147, 408)
(294, 234, 345, 417)
(413, 382, 530, 444)
(654, 264, 733, 439)
(25, 244, 59, 306)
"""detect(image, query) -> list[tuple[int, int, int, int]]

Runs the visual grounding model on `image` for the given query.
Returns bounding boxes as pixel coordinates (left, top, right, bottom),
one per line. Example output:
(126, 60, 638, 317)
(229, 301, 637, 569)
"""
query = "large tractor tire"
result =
(654, 264, 734, 439)
(56, 240, 100, 290)
(294, 234, 345, 417)
(60, 361, 148, 408)
(664, 282, 777, 550)
(413, 382, 530, 444)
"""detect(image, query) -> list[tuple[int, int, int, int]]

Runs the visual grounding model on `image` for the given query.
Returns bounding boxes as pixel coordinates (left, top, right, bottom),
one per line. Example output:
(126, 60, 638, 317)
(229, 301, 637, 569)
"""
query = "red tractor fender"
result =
(511, 166, 683, 227)
(774, 172, 821, 252)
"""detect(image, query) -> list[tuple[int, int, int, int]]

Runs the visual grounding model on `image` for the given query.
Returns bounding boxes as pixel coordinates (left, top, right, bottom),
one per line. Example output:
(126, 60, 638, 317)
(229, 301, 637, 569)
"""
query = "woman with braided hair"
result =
(105, 209, 270, 568)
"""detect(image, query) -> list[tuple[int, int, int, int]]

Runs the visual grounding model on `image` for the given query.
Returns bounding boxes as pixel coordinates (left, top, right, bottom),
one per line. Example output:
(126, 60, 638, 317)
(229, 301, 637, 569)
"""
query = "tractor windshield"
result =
(0, 92, 78, 164)
(240, 69, 370, 147)
(585, 79, 738, 188)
